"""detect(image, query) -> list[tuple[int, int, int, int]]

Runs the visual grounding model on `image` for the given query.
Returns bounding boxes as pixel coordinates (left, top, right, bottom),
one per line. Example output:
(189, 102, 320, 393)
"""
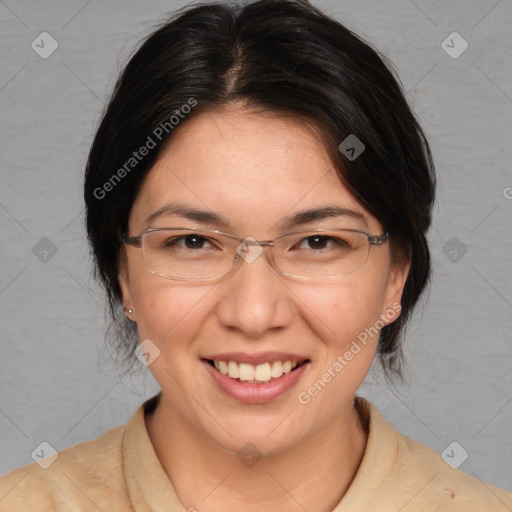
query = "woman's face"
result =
(119, 105, 408, 456)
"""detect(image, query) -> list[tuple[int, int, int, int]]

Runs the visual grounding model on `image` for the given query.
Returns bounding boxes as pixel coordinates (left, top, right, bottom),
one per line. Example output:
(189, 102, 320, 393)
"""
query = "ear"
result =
(118, 247, 136, 321)
(381, 256, 411, 325)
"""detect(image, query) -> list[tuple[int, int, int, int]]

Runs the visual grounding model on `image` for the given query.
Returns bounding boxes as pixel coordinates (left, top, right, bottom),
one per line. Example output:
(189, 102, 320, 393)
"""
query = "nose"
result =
(215, 246, 294, 338)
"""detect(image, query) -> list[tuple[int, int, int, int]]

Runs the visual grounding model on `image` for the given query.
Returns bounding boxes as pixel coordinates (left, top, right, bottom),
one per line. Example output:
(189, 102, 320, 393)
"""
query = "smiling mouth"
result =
(203, 358, 309, 384)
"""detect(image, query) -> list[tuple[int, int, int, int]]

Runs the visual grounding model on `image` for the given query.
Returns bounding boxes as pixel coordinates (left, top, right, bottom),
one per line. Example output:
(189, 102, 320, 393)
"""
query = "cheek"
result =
(292, 271, 389, 348)
(294, 274, 388, 419)
(131, 277, 214, 345)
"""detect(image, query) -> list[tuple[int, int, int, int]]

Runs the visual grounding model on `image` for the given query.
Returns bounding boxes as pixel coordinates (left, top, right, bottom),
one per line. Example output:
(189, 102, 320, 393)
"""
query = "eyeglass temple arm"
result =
(367, 232, 390, 246)
(122, 234, 142, 248)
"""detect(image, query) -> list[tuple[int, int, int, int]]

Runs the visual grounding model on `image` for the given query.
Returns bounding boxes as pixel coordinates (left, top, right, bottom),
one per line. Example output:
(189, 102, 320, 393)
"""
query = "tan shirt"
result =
(1, 393, 511, 511)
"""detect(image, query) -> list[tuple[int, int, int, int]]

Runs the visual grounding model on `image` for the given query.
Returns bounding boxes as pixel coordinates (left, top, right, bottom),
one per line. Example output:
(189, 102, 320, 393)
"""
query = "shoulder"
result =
(0, 423, 129, 511)
(399, 434, 512, 510)
(351, 399, 512, 511)
(393, 425, 512, 510)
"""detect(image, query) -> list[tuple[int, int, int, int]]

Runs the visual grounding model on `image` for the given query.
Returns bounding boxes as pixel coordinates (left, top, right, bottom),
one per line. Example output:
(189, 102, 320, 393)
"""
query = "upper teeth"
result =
(213, 360, 300, 382)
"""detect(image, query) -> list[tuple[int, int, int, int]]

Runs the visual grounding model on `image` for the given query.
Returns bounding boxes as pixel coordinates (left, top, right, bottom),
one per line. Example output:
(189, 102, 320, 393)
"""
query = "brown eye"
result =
(305, 235, 329, 249)
(165, 234, 213, 249)
(295, 235, 349, 251)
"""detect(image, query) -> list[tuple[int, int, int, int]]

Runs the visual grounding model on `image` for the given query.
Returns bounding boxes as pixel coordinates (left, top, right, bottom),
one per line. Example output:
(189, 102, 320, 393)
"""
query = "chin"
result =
(198, 408, 315, 460)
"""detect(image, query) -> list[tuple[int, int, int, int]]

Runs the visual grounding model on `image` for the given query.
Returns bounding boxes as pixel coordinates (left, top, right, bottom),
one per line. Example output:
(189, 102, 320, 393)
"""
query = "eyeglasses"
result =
(122, 227, 390, 281)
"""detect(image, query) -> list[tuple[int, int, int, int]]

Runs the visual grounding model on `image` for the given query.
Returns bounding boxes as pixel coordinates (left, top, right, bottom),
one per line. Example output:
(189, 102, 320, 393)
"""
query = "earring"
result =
(125, 307, 133, 314)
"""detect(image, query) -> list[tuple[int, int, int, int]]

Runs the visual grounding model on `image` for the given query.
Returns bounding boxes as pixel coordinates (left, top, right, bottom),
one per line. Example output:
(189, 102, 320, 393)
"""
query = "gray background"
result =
(1, 0, 511, 494)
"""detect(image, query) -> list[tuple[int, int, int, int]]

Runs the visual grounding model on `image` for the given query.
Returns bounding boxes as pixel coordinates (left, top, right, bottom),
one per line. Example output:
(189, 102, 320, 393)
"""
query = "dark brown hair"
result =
(84, 0, 435, 379)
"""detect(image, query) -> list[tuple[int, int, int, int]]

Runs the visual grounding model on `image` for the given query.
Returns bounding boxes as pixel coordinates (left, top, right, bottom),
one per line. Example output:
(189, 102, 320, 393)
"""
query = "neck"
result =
(145, 394, 369, 512)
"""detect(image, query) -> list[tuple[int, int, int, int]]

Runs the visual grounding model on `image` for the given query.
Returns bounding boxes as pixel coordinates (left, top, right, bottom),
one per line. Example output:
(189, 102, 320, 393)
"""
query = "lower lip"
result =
(202, 359, 310, 403)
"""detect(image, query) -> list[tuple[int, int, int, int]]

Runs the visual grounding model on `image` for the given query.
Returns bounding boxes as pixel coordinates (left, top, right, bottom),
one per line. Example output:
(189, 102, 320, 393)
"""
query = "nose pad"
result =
(235, 237, 264, 265)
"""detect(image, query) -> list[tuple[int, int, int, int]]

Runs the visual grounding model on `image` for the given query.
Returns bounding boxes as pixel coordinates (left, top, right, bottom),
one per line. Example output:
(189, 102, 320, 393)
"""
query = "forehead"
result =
(129, 107, 378, 234)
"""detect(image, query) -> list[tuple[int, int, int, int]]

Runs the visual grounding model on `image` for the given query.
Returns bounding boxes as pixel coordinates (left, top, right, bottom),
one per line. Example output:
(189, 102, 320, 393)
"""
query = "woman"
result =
(1, 0, 510, 510)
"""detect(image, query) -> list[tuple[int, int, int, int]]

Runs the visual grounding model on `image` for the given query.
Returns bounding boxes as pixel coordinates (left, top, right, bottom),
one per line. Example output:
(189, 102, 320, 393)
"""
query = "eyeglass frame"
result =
(122, 226, 390, 282)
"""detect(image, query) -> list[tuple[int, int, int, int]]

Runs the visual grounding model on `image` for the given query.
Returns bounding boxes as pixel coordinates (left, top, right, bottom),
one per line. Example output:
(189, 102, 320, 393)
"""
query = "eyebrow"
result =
(144, 202, 369, 230)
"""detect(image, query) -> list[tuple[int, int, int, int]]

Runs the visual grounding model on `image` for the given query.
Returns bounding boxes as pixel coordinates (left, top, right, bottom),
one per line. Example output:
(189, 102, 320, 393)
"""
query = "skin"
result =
(119, 104, 410, 512)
